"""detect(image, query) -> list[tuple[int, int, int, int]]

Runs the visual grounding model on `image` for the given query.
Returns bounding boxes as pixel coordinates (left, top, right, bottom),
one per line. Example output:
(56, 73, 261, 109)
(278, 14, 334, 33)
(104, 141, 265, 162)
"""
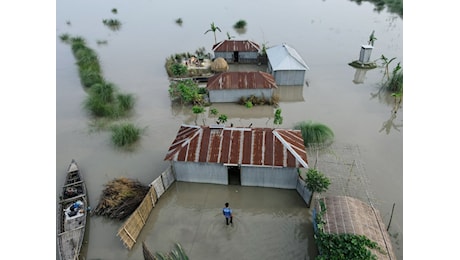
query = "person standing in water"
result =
(223, 202, 233, 225)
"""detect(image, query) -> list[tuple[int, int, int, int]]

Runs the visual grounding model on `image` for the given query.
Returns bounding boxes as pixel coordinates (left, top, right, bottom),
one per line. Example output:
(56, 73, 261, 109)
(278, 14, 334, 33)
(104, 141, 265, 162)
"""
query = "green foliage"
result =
(204, 22, 221, 44)
(245, 101, 253, 108)
(239, 94, 274, 107)
(168, 79, 204, 105)
(103, 19, 122, 31)
(170, 63, 188, 77)
(349, 0, 403, 18)
(154, 243, 189, 260)
(116, 93, 135, 112)
(218, 114, 228, 124)
(84, 95, 114, 117)
(175, 18, 183, 25)
(274, 108, 283, 125)
(314, 203, 381, 260)
(233, 19, 247, 29)
(111, 8, 118, 14)
(192, 106, 204, 115)
(385, 63, 403, 93)
(90, 82, 114, 103)
(294, 121, 335, 147)
(315, 233, 380, 260)
(79, 67, 104, 88)
(59, 33, 70, 42)
(305, 168, 330, 194)
(368, 30, 377, 46)
(210, 108, 219, 115)
(111, 123, 141, 147)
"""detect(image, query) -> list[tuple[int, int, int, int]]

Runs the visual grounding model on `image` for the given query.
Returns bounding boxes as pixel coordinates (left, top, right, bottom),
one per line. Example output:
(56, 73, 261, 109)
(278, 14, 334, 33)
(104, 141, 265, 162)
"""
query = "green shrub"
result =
(233, 19, 247, 29)
(111, 123, 141, 147)
(84, 95, 113, 117)
(294, 121, 334, 146)
(170, 63, 188, 77)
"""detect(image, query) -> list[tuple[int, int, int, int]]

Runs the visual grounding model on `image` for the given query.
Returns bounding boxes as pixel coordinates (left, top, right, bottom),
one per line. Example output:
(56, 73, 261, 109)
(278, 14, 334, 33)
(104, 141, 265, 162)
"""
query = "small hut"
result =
(206, 71, 277, 103)
(266, 43, 309, 86)
(314, 196, 397, 260)
(211, 57, 229, 72)
(164, 124, 308, 188)
(212, 40, 260, 63)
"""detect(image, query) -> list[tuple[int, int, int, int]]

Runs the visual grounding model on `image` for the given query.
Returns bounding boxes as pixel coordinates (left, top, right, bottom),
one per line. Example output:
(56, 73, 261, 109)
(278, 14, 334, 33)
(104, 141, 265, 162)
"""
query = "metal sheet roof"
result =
(164, 125, 308, 168)
(206, 71, 277, 90)
(212, 40, 260, 52)
(266, 43, 310, 71)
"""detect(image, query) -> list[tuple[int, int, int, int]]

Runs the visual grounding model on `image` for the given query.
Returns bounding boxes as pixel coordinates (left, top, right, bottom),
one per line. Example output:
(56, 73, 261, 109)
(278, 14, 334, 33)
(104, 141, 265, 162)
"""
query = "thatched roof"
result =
(318, 196, 396, 260)
(211, 57, 228, 72)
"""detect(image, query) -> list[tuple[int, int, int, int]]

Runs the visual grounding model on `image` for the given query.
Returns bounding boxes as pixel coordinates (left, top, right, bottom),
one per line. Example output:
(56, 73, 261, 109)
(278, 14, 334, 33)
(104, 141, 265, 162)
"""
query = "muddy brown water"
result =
(57, 0, 403, 259)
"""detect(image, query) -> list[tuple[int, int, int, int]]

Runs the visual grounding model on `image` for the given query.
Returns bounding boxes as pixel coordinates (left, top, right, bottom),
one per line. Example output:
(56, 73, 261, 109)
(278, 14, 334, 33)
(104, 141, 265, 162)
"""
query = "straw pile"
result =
(94, 177, 149, 220)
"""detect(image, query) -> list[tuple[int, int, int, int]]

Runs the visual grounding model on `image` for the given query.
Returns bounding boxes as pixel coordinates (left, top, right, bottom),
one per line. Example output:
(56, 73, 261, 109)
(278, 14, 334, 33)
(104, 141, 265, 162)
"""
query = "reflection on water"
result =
(379, 110, 402, 135)
(352, 68, 369, 84)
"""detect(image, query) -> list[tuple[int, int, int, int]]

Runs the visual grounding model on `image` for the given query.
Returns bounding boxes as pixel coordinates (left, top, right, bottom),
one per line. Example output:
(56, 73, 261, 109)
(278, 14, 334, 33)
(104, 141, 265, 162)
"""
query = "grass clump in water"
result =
(103, 19, 122, 31)
(233, 19, 247, 29)
(111, 123, 142, 147)
(294, 121, 334, 147)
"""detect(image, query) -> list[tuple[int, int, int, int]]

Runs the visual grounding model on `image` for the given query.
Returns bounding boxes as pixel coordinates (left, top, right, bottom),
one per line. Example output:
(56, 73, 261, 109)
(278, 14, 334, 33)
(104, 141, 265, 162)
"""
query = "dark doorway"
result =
(233, 51, 239, 63)
(227, 166, 241, 185)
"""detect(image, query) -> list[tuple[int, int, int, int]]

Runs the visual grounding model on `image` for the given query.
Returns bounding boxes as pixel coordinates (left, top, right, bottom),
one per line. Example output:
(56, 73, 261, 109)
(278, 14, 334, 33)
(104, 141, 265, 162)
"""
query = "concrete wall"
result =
(273, 70, 306, 86)
(173, 161, 228, 185)
(209, 88, 273, 103)
(241, 166, 298, 189)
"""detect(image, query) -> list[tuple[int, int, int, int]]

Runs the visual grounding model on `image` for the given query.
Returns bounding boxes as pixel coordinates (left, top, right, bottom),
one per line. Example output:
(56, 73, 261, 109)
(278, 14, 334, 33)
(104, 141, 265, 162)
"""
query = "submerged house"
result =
(164, 124, 309, 189)
(314, 196, 397, 260)
(266, 43, 310, 86)
(212, 40, 260, 64)
(206, 71, 277, 103)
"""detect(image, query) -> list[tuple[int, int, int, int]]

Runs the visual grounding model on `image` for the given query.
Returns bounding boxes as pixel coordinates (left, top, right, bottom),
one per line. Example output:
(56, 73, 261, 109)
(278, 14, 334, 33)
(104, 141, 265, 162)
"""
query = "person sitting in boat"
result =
(67, 201, 83, 217)
(70, 201, 83, 212)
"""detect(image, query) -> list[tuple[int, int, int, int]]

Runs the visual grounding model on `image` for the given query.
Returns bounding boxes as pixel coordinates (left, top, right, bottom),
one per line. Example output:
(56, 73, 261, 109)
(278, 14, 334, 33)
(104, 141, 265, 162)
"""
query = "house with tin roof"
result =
(206, 71, 277, 103)
(266, 43, 310, 86)
(212, 40, 260, 64)
(164, 124, 309, 189)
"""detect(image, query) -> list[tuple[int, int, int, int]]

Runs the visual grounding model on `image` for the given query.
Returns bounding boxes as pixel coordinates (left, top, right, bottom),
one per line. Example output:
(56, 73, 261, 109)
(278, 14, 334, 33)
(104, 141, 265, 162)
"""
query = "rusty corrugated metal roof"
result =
(206, 71, 277, 90)
(164, 125, 308, 168)
(212, 40, 260, 52)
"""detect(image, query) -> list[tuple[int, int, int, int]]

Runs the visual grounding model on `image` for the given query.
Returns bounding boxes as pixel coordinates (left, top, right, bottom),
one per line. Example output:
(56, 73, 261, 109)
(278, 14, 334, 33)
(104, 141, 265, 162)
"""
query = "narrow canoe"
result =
(57, 159, 88, 260)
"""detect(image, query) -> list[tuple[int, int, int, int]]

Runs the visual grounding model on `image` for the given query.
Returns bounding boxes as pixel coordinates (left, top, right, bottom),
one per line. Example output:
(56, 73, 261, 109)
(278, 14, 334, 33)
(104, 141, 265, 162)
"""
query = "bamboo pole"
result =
(387, 203, 396, 231)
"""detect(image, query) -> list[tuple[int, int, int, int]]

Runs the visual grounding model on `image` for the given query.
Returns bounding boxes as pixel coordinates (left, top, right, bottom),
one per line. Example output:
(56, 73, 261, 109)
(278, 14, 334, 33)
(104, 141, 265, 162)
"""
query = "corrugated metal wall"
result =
(274, 70, 306, 86)
(238, 52, 259, 63)
(214, 52, 233, 63)
(241, 166, 298, 189)
(209, 88, 273, 103)
(214, 52, 258, 64)
(173, 161, 228, 184)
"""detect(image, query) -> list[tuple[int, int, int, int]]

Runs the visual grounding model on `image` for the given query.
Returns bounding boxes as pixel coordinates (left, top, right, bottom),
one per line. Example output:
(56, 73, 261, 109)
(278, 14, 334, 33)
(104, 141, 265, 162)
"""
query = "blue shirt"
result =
(223, 207, 232, 218)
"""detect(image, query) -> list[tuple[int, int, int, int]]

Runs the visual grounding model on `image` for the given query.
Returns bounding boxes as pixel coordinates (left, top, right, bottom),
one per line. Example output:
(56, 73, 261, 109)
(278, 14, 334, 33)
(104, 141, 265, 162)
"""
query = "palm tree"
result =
(368, 30, 377, 46)
(204, 22, 221, 44)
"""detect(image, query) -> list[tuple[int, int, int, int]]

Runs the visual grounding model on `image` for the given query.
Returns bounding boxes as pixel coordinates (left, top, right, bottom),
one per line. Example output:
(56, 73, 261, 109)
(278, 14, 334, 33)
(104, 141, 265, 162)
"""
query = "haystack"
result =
(211, 57, 229, 72)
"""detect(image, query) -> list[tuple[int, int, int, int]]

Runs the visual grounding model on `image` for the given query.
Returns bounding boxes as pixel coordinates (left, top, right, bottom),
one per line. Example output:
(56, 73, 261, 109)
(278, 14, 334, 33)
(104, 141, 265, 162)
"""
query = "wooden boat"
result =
(57, 159, 88, 260)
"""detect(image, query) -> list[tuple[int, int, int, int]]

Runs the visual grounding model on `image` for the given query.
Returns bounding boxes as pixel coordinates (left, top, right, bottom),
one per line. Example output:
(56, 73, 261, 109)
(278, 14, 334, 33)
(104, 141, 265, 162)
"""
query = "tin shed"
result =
(212, 40, 260, 64)
(206, 71, 277, 103)
(266, 43, 310, 86)
(314, 196, 397, 260)
(164, 124, 308, 189)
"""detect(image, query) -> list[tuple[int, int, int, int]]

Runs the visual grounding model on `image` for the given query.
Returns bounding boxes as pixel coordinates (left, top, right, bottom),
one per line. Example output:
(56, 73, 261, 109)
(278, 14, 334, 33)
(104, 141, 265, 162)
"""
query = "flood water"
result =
(56, 0, 403, 259)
